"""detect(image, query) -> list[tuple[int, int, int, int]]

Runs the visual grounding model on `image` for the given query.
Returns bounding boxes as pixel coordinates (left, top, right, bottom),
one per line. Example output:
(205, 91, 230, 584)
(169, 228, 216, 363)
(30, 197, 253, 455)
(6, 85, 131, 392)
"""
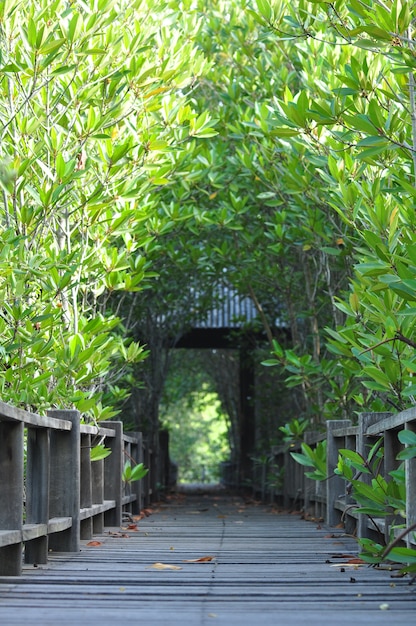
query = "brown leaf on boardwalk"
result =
(86, 541, 102, 547)
(182, 556, 215, 563)
(142, 508, 153, 517)
(148, 562, 182, 571)
(331, 553, 357, 559)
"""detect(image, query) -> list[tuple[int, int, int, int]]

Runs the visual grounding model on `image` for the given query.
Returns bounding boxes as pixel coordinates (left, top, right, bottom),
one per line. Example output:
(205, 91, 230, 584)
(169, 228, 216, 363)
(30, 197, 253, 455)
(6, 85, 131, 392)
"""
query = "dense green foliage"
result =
(1, 0, 416, 488)
(0, 0, 215, 418)
(1, 0, 415, 569)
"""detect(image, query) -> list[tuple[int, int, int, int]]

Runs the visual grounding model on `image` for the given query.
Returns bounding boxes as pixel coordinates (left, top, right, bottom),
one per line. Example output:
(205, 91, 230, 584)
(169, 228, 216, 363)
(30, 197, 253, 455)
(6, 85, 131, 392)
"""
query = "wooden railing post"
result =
(25, 427, 50, 564)
(130, 432, 143, 515)
(0, 420, 24, 575)
(91, 459, 105, 533)
(80, 432, 93, 539)
(356, 412, 390, 539)
(104, 421, 123, 527)
(326, 420, 350, 527)
(47, 409, 80, 553)
(283, 449, 291, 509)
(304, 431, 315, 516)
(405, 418, 416, 547)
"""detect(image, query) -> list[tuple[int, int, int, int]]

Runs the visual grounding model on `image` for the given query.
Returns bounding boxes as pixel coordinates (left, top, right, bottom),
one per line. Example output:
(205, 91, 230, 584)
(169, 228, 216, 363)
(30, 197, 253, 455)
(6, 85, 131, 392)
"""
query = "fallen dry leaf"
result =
(182, 556, 215, 563)
(331, 553, 358, 559)
(86, 541, 102, 547)
(148, 562, 182, 571)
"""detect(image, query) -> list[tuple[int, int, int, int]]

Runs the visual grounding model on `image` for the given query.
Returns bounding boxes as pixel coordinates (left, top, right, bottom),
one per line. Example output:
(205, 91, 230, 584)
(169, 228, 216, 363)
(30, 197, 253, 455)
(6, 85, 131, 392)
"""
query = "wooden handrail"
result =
(0, 402, 151, 576)
(276, 409, 416, 547)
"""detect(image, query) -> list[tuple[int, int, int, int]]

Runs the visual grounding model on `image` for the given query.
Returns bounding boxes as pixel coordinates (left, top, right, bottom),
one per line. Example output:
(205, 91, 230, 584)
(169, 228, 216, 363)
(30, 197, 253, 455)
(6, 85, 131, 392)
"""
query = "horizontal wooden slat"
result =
(22, 524, 48, 541)
(80, 501, 116, 520)
(121, 494, 136, 505)
(0, 400, 71, 430)
(122, 433, 140, 444)
(331, 426, 359, 437)
(366, 409, 416, 435)
(0, 529, 21, 548)
(47, 518, 72, 534)
(79, 425, 115, 437)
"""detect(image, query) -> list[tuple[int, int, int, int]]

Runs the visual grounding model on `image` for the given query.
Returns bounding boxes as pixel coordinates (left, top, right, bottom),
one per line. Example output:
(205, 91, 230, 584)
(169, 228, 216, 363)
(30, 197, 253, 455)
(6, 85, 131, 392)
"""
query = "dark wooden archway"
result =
(174, 326, 261, 485)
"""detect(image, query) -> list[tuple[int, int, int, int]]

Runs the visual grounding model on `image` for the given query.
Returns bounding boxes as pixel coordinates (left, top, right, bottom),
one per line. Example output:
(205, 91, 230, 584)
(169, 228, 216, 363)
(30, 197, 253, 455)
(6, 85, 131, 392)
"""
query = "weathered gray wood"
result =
(357, 413, 391, 539)
(103, 421, 123, 527)
(79, 424, 115, 437)
(91, 459, 105, 533)
(0, 420, 24, 575)
(80, 433, 93, 540)
(79, 501, 115, 520)
(332, 425, 359, 437)
(366, 407, 413, 434)
(326, 419, 350, 527)
(22, 524, 48, 541)
(47, 518, 72, 533)
(0, 493, 414, 625)
(130, 432, 143, 514)
(0, 400, 71, 430)
(142, 440, 154, 505)
(25, 427, 50, 564)
(48, 410, 80, 553)
(405, 420, 416, 546)
(0, 530, 21, 548)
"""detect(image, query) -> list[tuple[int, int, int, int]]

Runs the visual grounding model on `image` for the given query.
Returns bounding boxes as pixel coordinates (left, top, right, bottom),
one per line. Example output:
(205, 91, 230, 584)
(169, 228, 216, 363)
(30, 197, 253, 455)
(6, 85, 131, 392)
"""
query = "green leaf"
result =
(123, 461, 148, 483)
(290, 452, 313, 467)
(256, 0, 272, 21)
(91, 445, 112, 461)
(398, 430, 416, 446)
(389, 547, 416, 564)
(39, 38, 66, 55)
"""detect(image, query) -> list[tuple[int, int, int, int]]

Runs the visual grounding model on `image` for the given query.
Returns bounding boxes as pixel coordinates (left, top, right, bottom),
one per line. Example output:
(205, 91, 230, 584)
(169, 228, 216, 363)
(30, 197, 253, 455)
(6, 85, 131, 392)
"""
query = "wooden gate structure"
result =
(173, 283, 285, 484)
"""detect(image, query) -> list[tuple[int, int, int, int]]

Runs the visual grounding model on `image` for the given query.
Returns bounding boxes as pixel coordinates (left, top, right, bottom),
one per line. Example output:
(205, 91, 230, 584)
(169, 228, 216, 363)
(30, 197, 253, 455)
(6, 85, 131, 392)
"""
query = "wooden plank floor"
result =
(0, 490, 415, 625)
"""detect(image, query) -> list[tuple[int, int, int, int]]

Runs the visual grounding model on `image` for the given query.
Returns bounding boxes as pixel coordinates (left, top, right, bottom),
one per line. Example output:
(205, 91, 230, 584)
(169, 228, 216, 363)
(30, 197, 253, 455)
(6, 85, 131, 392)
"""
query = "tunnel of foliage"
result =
(1, 0, 416, 492)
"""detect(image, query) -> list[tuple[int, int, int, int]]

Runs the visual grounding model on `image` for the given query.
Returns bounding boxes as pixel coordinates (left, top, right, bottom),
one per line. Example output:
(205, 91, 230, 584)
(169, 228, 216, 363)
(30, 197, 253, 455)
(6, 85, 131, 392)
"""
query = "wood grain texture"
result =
(0, 491, 414, 625)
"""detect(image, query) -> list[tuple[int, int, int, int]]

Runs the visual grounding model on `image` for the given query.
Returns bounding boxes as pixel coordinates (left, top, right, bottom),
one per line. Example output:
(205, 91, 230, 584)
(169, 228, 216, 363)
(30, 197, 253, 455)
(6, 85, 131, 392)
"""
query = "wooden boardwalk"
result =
(0, 491, 415, 625)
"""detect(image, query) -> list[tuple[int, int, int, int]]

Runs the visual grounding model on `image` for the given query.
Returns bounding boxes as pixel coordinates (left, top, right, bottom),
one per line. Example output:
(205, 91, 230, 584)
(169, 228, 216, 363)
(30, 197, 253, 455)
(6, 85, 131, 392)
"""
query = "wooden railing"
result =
(274, 408, 416, 546)
(0, 401, 152, 576)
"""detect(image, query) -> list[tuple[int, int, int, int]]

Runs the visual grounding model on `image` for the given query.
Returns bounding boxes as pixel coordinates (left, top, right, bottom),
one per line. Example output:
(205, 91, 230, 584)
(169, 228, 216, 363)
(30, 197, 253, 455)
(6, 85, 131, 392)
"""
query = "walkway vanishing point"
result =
(0, 489, 415, 626)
